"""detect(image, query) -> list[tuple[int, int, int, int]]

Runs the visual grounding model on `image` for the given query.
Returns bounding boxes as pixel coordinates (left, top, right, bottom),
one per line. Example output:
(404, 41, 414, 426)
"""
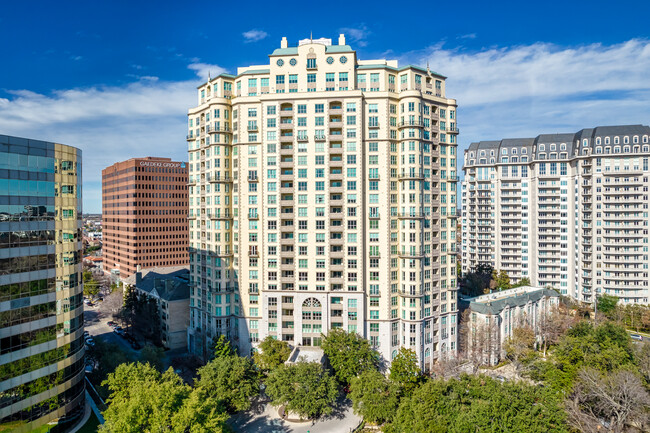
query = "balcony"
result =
(314, 135, 327, 142)
(398, 171, 425, 180)
(398, 121, 424, 128)
(209, 176, 233, 183)
(397, 212, 426, 219)
(280, 135, 294, 143)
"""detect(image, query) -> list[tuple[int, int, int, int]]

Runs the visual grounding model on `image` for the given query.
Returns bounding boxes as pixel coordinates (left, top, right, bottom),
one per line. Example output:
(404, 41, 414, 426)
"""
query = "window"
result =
(276, 75, 285, 84)
(307, 58, 316, 69)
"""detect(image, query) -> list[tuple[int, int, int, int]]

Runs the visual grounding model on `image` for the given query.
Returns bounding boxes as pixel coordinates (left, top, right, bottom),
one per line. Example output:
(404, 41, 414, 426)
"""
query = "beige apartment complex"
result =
(461, 125, 650, 305)
(186, 35, 460, 370)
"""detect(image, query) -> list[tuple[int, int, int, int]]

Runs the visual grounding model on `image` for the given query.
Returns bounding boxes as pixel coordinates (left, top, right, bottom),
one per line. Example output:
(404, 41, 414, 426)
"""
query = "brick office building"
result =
(102, 157, 189, 279)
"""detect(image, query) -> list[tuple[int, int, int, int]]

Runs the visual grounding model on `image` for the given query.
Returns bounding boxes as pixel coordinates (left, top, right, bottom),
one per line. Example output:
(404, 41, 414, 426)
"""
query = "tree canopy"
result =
(385, 375, 569, 433)
(195, 354, 259, 412)
(101, 363, 229, 433)
(388, 348, 422, 395)
(210, 334, 234, 359)
(253, 336, 291, 371)
(265, 361, 338, 419)
(349, 369, 400, 425)
(321, 328, 379, 384)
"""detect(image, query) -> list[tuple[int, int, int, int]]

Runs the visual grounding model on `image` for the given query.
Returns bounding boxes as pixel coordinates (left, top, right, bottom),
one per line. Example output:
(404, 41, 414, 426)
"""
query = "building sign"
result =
(139, 161, 183, 168)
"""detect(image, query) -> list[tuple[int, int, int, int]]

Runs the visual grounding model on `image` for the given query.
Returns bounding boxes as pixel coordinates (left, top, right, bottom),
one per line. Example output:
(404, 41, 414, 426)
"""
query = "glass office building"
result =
(0, 135, 85, 432)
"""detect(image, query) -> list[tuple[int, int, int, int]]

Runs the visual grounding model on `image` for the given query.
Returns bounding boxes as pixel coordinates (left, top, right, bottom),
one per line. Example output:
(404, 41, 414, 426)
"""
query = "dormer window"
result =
(596, 137, 601, 145)
(560, 143, 566, 150)
(614, 136, 620, 144)
(521, 148, 527, 154)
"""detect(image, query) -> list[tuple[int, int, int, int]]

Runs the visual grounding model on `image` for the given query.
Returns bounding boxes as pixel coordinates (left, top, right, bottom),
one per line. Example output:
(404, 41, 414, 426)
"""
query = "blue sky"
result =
(1, 0, 649, 212)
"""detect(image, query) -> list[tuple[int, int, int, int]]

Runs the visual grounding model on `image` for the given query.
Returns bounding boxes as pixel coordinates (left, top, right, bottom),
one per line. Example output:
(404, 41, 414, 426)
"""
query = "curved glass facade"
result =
(0, 135, 85, 432)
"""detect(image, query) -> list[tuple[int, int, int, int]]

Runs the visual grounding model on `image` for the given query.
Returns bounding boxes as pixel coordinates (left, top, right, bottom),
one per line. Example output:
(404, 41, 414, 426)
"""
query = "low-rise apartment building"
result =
(463, 286, 559, 365)
(125, 267, 191, 350)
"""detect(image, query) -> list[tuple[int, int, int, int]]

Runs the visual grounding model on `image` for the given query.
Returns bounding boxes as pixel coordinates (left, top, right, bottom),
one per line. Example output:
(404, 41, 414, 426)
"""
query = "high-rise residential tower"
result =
(461, 125, 650, 305)
(0, 135, 85, 432)
(186, 35, 460, 370)
(102, 157, 189, 280)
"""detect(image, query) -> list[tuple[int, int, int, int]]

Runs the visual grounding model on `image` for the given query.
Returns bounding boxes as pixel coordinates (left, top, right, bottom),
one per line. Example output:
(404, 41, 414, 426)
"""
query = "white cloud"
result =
(340, 25, 370, 47)
(0, 62, 226, 213)
(242, 29, 268, 43)
(187, 62, 227, 80)
(408, 39, 650, 151)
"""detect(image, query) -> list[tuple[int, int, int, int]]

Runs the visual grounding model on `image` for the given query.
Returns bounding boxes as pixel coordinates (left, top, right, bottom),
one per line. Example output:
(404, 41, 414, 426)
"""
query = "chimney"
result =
(135, 270, 142, 285)
(281, 37, 288, 48)
(338, 34, 346, 46)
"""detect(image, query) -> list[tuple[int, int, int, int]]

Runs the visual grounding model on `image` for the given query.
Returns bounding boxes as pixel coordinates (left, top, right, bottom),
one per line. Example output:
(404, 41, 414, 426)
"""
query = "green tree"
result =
(512, 277, 531, 288)
(491, 269, 511, 292)
(253, 336, 292, 371)
(101, 363, 229, 433)
(596, 294, 618, 317)
(83, 270, 100, 297)
(210, 334, 234, 359)
(389, 348, 422, 394)
(386, 375, 569, 433)
(140, 345, 165, 372)
(349, 369, 400, 425)
(528, 321, 635, 391)
(265, 362, 338, 419)
(460, 263, 493, 297)
(321, 328, 379, 384)
(195, 354, 259, 412)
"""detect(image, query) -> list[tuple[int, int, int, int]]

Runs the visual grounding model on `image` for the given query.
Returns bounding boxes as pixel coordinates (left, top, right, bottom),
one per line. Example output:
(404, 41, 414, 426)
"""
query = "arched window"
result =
(624, 145, 630, 153)
(596, 137, 601, 145)
(614, 146, 621, 153)
(560, 143, 567, 150)
(521, 148, 527, 154)
(624, 136, 629, 144)
(633, 136, 639, 144)
(302, 297, 322, 308)
(391, 350, 398, 360)
(539, 144, 545, 151)
(550, 143, 556, 151)
(583, 139, 588, 147)
(614, 136, 620, 144)
(605, 137, 610, 145)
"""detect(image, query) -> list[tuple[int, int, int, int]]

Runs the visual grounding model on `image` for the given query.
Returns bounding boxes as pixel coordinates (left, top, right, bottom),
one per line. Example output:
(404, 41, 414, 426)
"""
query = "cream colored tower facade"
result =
(461, 125, 650, 305)
(187, 35, 459, 370)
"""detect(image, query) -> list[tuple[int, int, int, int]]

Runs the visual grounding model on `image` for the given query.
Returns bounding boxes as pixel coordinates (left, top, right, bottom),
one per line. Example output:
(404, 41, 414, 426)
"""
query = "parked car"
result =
(630, 334, 644, 341)
(114, 327, 125, 337)
(83, 331, 90, 338)
(83, 298, 91, 305)
(85, 338, 95, 347)
(107, 321, 117, 328)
